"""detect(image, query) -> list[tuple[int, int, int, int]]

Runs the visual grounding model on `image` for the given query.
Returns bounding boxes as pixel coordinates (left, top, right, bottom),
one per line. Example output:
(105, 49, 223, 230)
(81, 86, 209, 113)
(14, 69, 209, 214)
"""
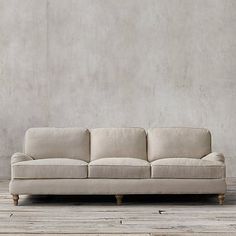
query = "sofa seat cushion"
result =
(89, 158, 150, 179)
(151, 158, 225, 179)
(12, 158, 88, 179)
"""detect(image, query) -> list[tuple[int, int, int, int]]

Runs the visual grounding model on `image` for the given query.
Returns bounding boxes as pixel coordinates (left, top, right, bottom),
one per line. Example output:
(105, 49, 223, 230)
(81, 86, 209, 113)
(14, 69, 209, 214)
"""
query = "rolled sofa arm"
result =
(202, 152, 225, 164)
(11, 152, 33, 164)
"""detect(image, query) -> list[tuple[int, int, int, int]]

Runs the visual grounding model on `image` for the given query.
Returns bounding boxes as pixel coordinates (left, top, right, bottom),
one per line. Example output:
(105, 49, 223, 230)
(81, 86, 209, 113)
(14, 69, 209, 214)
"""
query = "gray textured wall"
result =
(0, 0, 236, 179)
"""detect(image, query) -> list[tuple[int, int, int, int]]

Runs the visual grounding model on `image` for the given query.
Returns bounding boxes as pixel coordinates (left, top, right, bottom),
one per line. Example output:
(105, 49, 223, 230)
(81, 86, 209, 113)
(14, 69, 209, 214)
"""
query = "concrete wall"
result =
(0, 0, 236, 179)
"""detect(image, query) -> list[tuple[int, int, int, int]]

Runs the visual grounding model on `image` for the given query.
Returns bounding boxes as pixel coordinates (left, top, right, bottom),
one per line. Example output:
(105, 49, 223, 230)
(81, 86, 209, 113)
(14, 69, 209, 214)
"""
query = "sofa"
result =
(9, 127, 226, 206)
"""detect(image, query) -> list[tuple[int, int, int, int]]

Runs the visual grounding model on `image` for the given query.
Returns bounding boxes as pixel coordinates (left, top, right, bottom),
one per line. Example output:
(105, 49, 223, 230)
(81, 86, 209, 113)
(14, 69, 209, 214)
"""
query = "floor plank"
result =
(0, 178, 236, 235)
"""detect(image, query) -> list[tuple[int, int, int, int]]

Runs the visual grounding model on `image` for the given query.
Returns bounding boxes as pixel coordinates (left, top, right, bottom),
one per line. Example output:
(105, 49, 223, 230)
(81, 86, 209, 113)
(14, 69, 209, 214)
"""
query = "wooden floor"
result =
(0, 179, 236, 236)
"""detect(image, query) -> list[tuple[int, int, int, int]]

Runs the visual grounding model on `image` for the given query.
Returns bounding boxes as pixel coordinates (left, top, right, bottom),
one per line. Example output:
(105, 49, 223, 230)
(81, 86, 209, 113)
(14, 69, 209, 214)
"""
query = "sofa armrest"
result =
(202, 152, 225, 164)
(11, 152, 34, 164)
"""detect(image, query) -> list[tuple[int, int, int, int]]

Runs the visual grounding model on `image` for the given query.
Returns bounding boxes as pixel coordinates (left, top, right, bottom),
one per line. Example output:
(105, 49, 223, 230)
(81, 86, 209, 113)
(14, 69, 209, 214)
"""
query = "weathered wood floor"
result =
(0, 179, 236, 235)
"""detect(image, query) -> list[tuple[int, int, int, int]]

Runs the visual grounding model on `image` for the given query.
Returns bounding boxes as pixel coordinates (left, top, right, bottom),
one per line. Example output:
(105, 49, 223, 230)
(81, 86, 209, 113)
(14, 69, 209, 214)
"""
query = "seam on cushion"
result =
(88, 177, 150, 179)
(89, 165, 150, 167)
(12, 164, 87, 167)
(33, 156, 88, 160)
(153, 156, 205, 160)
(13, 177, 87, 179)
(91, 156, 147, 160)
(151, 165, 224, 167)
(151, 177, 223, 179)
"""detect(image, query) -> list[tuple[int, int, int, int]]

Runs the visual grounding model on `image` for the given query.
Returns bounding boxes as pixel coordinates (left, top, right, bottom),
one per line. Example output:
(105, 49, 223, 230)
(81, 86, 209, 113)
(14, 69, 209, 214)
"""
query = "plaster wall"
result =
(0, 0, 236, 178)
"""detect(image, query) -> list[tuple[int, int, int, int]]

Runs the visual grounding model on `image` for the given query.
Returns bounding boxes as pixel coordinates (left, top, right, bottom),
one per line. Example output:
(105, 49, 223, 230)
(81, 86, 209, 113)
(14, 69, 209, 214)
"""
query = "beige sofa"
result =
(9, 127, 226, 206)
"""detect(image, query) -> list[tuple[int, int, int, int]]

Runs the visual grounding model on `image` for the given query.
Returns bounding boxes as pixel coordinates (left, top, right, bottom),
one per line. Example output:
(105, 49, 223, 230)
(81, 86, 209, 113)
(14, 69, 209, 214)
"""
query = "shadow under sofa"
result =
(9, 127, 226, 206)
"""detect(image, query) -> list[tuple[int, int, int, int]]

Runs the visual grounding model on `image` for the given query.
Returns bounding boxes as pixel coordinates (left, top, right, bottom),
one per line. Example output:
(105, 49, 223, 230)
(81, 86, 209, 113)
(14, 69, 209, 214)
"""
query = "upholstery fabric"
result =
(11, 152, 34, 164)
(148, 127, 211, 161)
(90, 128, 147, 160)
(202, 152, 225, 163)
(12, 158, 88, 179)
(9, 178, 226, 195)
(10, 127, 226, 197)
(151, 157, 225, 179)
(25, 128, 90, 162)
(89, 158, 150, 178)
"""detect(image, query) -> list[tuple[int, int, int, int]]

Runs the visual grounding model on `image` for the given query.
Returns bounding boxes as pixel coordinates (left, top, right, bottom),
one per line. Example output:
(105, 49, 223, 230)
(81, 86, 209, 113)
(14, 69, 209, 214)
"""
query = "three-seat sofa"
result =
(9, 127, 226, 206)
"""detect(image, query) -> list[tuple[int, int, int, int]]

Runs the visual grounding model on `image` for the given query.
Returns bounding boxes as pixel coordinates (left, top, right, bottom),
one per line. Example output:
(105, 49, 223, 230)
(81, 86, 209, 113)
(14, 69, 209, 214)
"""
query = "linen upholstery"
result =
(89, 158, 150, 178)
(12, 158, 87, 179)
(202, 152, 225, 163)
(151, 157, 225, 179)
(9, 178, 226, 195)
(25, 128, 90, 162)
(90, 128, 147, 160)
(9, 127, 227, 198)
(11, 153, 34, 164)
(148, 127, 211, 161)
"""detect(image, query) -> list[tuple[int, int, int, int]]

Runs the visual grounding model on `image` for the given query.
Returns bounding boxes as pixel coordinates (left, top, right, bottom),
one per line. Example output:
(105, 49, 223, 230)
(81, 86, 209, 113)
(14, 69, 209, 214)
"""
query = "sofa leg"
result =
(12, 194, 19, 206)
(218, 194, 225, 205)
(115, 195, 123, 205)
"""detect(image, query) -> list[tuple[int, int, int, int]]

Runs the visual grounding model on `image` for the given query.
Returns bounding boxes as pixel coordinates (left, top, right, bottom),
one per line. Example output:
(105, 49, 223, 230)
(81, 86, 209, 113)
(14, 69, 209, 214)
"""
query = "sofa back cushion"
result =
(25, 128, 90, 162)
(90, 128, 147, 161)
(148, 127, 211, 161)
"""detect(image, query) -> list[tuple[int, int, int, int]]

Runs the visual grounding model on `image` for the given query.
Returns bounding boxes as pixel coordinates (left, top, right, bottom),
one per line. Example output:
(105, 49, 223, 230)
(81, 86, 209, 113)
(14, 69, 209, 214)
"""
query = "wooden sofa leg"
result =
(115, 195, 123, 205)
(218, 194, 225, 205)
(12, 194, 19, 206)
